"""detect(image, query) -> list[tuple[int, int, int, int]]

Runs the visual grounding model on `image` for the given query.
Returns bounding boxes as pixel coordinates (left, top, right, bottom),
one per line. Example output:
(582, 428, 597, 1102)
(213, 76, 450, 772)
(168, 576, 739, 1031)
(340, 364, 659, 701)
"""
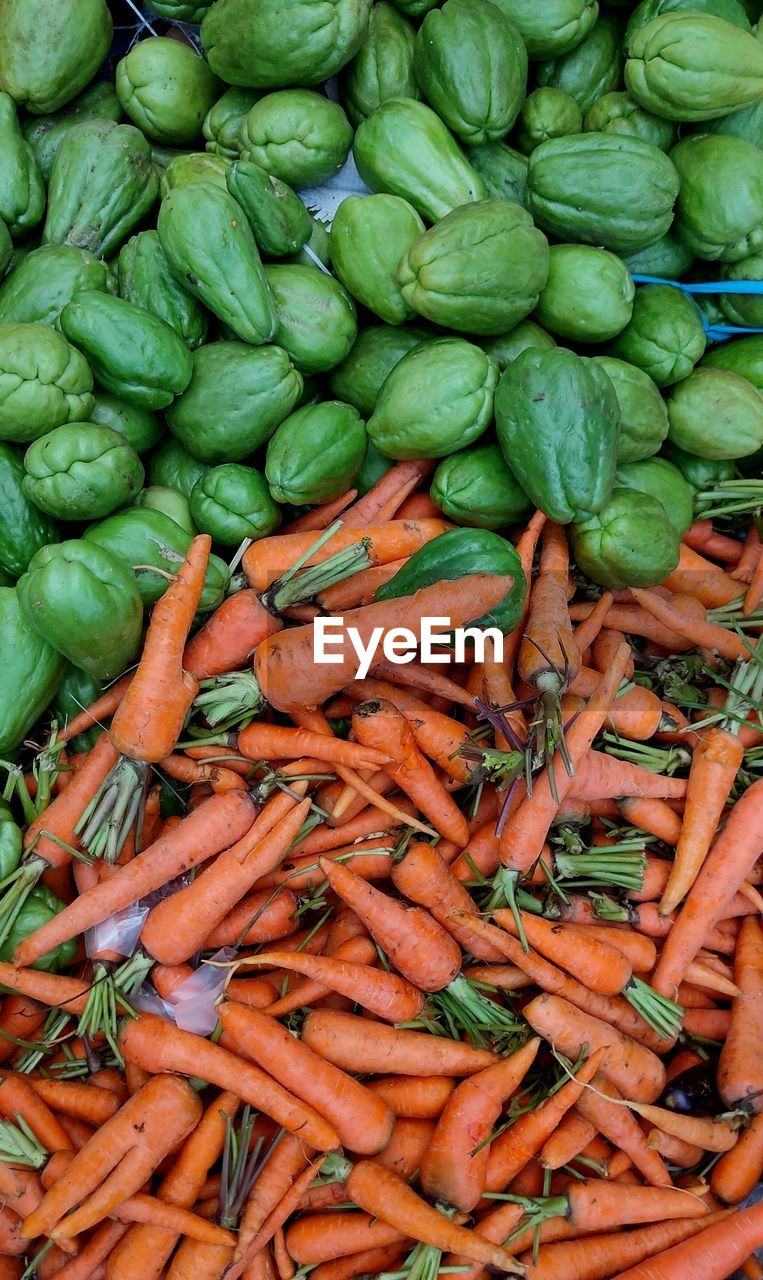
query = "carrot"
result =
(575, 1074, 671, 1186)
(520, 1210, 731, 1280)
(231, 1131, 310, 1268)
(618, 798, 682, 846)
(282, 488, 358, 533)
(663, 542, 743, 607)
(569, 602, 697, 651)
(565, 751, 688, 800)
(13, 790, 256, 967)
(420, 1039, 540, 1212)
(107, 1091, 239, 1280)
(561, 925, 657, 974)
(301, 1010, 497, 1076)
(55, 674, 134, 745)
(539, 1110, 596, 1170)
(242, 949, 423, 1023)
(605, 1201, 763, 1280)
(573, 592, 614, 655)
(222, 1156, 327, 1280)
(503, 509, 547, 675)
(119, 1013, 339, 1151)
(111, 535, 211, 762)
(218, 1000, 394, 1155)
(342, 462, 434, 528)
(718, 915, 763, 1113)
(317, 560, 408, 612)
(23, 732, 120, 867)
(0, 1075, 71, 1153)
(350, 699, 469, 844)
(261, 843, 393, 897)
(523, 993, 666, 1102)
(318, 854, 462, 991)
(285, 1212, 410, 1266)
(498, 911, 632, 996)
(263, 936, 378, 1017)
(660, 728, 745, 916)
(554, 1179, 708, 1229)
(366, 1076, 456, 1119)
(391, 842, 503, 961)
(244, 518, 449, 590)
(306, 1243, 411, 1280)
(21, 1073, 202, 1240)
(712, 1111, 763, 1204)
(203, 888, 297, 950)
(346, 679, 474, 783)
(645, 1127, 703, 1167)
(733, 525, 761, 582)
(183, 591, 282, 680)
(463, 964, 531, 992)
(255, 574, 514, 713)
(630, 586, 750, 661)
(652, 777, 763, 998)
(344, 1160, 523, 1272)
(569, 674, 662, 741)
(499, 643, 632, 870)
(67, 1193, 235, 1246)
(139, 792, 309, 965)
(238, 724, 391, 770)
(27, 1079, 119, 1126)
(368, 656, 476, 709)
(683, 521, 743, 565)
(745, 550, 763, 616)
(0, 1164, 43, 1220)
(519, 521, 581, 684)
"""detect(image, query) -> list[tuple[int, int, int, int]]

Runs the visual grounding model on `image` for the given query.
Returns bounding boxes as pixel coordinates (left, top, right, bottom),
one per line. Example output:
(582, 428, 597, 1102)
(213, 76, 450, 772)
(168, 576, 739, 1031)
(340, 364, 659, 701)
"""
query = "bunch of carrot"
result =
(0, 462, 762, 1280)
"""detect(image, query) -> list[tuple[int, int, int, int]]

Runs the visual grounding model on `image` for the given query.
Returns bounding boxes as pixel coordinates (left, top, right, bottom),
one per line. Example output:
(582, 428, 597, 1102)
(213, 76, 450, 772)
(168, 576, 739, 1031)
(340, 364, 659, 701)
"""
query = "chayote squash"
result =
(226, 161, 311, 258)
(291, 215, 332, 270)
(614, 456, 694, 535)
(0, 442, 58, 578)
(17, 540, 144, 680)
(341, 3, 419, 126)
(0, 94, 45, 238)
(116, 38, 219, 147)
(464, 142, 528, 207)
(703, 98, 763, 148)
(118, 231, 208, 351)
(60, 292, 193, 411)
(374, 527, 526, 635)
(90, 391, 162, 456)
(626, 13, 763, 121)
(536, 15, 624, 113)
(625, 0, 751, 42)
(84, 506, 228, 610)
(719, 252, 763, 325)
(661, 441, 735, 490)
(146, 0, 214, 18)
(51, 663, 102, 752)
(264, 264, 357, 375)
(495, 347, 620, 522)
(166, 341, 303, 463)
(608, 284, 706, 386)
(516, 88, 583, 154)
(528, 132, 679, 253)
(43, 119, 159, 258)
(201, 0, 371, 89)
(159, 152, 230, 198)
(0, 0, 112, 116)
(22, 423, 144, 521)
(488, 0, 599, 59)
(621, 230, 694, 277)
(266, 401, 367, 504)
(571, 488, 680, 588)
(430, 443, 532, 529)
(150, 438, 210, 500)
(670, 134, 763, 262)
(593, 355, 669, 462)
(702, 333, 763, 391)
(388, 0, 438, 14)
(481, 321, 556, 370)
(239, 90, 354, 188)
(0, 588, 65, 758)
(368, 338, 498, 459)
(157, 184, 276, 347)
(0, 323, 93, 444)
(330, 195, 423, 326)
(190, 464, 281, 546)
(353, 97, 487, 223)
(135, 487, 194, 534)
(583, 90, 676, 149)
(327, 325, 430, 416)
(0, 224, 9, 277)
(0, 245, 114, 328)
(22, 82, 122, 183)
(666, 367, 763, 458)
(203, 87, 261, 157)
(534, 244, 634, 342)
(397, 200, 550, 336)
(414, 0, 528, 145)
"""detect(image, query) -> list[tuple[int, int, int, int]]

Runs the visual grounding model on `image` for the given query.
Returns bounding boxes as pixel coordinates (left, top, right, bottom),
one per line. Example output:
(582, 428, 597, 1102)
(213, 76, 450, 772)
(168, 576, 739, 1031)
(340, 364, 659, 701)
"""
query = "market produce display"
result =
(1, 0, 763, 1278)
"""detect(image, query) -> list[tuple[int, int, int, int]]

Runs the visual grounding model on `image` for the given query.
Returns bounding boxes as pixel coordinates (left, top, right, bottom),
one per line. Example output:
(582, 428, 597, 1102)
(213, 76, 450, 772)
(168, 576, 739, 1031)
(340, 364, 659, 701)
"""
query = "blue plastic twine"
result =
(631, 273, 763, 343)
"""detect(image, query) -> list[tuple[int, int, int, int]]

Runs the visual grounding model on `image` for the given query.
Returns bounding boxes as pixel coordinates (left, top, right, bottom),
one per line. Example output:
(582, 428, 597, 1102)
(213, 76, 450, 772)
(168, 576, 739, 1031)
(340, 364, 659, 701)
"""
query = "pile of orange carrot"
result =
(1, 462, 763, 1280)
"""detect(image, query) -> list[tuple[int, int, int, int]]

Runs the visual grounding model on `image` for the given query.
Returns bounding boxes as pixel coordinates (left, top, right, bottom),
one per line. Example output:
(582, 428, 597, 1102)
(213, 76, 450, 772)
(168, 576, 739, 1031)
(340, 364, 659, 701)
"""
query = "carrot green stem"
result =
(553, 843, 647, 893)
(432, 973, 524, 1052)
(0, 1114, 47, 1167)
(266, 540, 372, 612)
(194, 672, 264, 730)
(77, 952, 153, 1064)
(623, 977, 684, 1039)
(75, 757, 150, 863)
(601, 736, 691, 775)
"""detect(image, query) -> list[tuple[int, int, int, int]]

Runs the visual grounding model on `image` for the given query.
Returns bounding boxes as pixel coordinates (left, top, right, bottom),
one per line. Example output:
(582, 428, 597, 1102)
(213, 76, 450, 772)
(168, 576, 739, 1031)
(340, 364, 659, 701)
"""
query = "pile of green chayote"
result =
(1, 0, 763, 756)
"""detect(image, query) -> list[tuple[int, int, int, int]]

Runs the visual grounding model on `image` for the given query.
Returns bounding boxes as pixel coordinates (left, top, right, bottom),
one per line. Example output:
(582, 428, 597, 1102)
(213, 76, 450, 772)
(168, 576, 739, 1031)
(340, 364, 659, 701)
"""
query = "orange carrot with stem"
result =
(241, 949, 423, 1023)
(574, 1074, 671, 1186)
(498, 911, 632, 996)
(301, 1009, 497, 1077)
(183, 591, 283, 680)
(238, 724, 391, 770)
(420, 1039, 540, 1212)
(223, 1157, 327, 1280)
(243, 518, 449, 590)
(282, 488, 358, 533)
(618, 797, 682, 846)
(111, 535, 212, 762)
(345, 678, 475, 783)
(366, 1077, 456, 1119)
(520, 1210, 730, 1280)
(13, 790, 256, 967)
(0, 1075, 71, 1153)
(630, 587, 750, 661)
(605, 1201, 763, 1280)
(391, 841, 504, 961)
(718, 914, 763, 1113)
(233, 1131, 311, 1266)
(663, 542, 744, 606)
(342, 462, 434, 528)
